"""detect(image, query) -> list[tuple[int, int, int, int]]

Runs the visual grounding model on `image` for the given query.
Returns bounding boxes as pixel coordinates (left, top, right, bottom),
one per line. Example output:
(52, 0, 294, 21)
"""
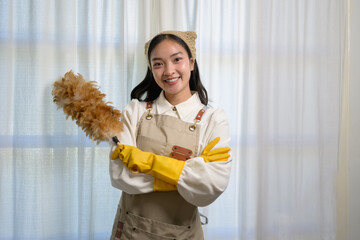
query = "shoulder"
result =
(199, 107, 230, 148)
(202, 107, 230, 136)
(121, 99, 147, 122)
(123, 99, 147, 113)
(203, 107, 229, 125)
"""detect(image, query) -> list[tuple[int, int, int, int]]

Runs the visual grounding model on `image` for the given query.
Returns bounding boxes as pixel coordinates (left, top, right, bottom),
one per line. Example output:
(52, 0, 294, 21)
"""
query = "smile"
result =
(165, 77, 179, 83)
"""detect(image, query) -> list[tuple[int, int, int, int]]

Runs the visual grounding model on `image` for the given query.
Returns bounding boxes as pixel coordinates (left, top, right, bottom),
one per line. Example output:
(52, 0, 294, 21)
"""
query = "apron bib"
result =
(111, 104, 205, 240)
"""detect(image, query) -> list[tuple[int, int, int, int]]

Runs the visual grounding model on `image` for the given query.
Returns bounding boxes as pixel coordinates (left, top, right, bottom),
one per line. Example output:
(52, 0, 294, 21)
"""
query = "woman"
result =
(110, 30, 232, 239)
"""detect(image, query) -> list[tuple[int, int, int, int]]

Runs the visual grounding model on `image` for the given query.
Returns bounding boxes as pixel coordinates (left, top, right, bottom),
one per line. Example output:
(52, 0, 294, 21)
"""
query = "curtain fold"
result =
(0, 0, 348, 239)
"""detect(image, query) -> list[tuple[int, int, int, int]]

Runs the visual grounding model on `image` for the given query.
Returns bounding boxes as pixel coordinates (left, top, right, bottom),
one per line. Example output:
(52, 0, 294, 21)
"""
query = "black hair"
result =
(130, 34, 208, 105)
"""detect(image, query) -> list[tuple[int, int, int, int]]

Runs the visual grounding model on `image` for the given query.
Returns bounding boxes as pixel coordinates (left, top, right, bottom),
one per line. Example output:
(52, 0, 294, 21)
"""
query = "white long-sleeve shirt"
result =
(110, 91, 232, 207)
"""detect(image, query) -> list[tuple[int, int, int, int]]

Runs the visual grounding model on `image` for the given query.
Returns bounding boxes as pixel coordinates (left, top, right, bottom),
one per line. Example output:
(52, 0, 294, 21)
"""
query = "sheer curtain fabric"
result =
(0, 0, 347, 239)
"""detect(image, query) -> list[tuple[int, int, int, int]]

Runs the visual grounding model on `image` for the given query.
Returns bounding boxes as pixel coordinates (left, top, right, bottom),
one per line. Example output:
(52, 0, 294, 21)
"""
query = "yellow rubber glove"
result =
(200, 137, 231, 162)
(112, 145, 185, 185)
(153, 178, 177, 191)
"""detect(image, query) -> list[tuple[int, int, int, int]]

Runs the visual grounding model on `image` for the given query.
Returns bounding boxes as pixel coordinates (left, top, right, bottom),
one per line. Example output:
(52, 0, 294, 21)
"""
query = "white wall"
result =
(349, 0, 360, 239)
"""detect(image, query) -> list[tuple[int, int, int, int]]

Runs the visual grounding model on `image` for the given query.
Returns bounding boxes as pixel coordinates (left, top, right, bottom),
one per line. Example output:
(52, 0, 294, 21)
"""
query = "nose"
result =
(164, 63, 175, 76)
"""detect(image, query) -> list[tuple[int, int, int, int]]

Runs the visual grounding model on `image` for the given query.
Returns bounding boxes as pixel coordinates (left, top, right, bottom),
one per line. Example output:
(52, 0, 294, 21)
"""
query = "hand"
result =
(112, 145, 185, 185)
(200, 137, 231, 162)
(112, 144, 153, 173)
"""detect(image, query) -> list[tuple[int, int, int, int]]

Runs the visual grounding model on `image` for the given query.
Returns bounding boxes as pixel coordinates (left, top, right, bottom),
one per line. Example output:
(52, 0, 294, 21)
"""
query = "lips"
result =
(164, 77, 179, 84)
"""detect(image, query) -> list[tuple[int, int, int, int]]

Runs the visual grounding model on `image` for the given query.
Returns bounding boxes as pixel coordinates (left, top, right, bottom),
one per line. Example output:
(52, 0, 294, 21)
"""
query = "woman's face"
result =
(150, 39, 194, 105)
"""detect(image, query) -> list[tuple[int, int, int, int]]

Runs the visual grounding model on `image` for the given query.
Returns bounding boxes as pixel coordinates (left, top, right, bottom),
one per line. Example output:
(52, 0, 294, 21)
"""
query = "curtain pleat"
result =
(0, 0, 348, 239)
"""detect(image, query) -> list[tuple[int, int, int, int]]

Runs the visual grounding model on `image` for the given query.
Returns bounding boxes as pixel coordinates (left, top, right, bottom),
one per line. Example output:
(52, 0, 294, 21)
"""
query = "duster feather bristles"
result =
(52, 71, 123, 144)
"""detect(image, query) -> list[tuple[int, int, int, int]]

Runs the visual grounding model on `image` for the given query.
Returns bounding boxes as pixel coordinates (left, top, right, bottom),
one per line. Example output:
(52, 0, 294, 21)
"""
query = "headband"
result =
(144, 30, 197, 68)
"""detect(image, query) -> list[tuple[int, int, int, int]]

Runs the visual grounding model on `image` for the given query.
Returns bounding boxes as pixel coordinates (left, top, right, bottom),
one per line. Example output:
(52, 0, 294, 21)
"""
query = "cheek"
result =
(152, 69, 162, 80)
(152, 72, 164, 87)
(179, 63, 192, 77)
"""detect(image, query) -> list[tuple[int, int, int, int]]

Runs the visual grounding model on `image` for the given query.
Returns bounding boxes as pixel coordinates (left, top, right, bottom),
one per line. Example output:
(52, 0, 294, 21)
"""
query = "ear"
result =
(190, 58, 195, 71)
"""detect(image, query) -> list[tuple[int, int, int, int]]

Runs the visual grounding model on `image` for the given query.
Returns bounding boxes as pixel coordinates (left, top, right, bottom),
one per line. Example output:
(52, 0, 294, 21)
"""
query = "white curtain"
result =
(0, 0, 349, 239)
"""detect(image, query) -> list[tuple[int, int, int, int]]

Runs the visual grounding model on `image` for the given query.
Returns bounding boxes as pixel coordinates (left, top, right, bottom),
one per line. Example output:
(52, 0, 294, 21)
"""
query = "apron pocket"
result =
(125, 211, 191, 240)
(136, 135, 167, 155)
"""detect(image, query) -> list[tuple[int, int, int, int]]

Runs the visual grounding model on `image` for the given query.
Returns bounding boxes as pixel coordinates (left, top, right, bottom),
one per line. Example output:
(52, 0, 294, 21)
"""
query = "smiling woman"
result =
(109, 30, 232, 239)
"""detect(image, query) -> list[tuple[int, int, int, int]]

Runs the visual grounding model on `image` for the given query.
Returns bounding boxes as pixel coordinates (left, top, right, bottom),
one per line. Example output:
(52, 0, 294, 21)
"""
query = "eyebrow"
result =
(151, 51, 183, 62)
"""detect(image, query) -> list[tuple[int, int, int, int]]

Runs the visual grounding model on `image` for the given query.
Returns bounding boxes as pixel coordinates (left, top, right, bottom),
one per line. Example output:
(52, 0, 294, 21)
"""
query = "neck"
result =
(164, 91, 192, 106)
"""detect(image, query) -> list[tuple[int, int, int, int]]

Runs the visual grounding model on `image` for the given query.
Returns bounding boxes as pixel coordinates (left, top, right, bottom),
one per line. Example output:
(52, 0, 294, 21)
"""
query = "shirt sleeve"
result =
(177, 108, 232, 207)
(109, 99, 155, 194)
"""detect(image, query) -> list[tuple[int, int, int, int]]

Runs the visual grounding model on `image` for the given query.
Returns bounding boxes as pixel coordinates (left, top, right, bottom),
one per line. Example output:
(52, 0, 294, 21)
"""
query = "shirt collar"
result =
(155, 91, 204, 119)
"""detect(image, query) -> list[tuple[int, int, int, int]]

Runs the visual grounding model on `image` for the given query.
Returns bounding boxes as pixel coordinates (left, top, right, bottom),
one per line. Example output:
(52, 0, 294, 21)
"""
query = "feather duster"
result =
(52, 71, 123, 144)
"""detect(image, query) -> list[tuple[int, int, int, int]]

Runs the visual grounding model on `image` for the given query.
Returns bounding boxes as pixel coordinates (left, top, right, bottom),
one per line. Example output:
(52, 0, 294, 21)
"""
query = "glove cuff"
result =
(153, 178, 177, 191)
(151, 158, 185, 185)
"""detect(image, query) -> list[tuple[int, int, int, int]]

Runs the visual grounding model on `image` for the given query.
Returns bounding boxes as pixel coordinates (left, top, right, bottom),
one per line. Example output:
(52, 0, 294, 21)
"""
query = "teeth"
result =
(165, 77, 179, 83)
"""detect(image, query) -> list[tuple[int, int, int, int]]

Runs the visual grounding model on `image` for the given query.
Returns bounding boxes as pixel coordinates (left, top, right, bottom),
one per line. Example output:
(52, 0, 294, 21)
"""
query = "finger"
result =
(111, 145, 125, 160)
(207, 147, 231, 156)
(129, 164, 139, 173)
(111, 148, 120, 160)
(207, 153, 231, 162)
(201, 137, 220, 155)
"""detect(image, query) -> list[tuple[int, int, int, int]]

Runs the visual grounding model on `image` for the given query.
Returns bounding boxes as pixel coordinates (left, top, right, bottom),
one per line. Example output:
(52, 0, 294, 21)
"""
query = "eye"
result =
(174, 57, 182, 62)
(152, 62, 162, 67)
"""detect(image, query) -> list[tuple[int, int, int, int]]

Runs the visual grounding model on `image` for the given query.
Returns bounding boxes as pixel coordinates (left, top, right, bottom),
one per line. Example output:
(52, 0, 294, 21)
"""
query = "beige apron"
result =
(110, 103, 206, 240)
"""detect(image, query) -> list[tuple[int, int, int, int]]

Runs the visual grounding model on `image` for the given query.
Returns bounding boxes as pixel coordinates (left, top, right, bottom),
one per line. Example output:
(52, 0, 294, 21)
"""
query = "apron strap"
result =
(146, 101, 153, 109)
(145, 101, 153, 120)
(195, 108, 206, 121)
(189, 107, 207, 132)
